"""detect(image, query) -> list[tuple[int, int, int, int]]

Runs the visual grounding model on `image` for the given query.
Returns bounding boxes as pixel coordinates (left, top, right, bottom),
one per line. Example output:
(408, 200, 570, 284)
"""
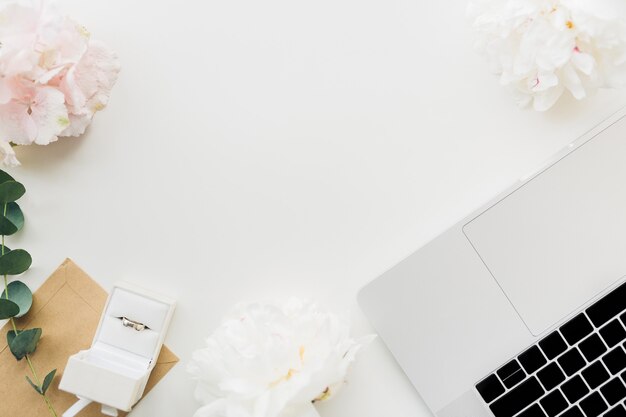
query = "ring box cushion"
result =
(59, 283, 175, 412)
(105, 288, 170, 333)
(97, 316, 160, 359)
(98, 287, 170, 358)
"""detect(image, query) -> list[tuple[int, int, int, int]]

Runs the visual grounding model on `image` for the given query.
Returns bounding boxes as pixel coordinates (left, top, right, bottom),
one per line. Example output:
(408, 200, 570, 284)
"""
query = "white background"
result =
(8, 0, 626, 416)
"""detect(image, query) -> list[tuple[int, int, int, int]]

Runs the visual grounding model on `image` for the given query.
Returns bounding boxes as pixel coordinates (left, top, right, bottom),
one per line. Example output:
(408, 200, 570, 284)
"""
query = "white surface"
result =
(7, 0, 626, 416)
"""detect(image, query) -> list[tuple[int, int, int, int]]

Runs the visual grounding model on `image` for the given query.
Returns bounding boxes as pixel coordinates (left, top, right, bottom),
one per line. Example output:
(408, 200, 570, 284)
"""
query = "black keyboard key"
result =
(579, 392, 608, 417)
(540, 390, 568, 417)
(537, 363, 566, 391)
(601, 378, 626, 405)
(497, 359, 521, 380)
(562, 314, 594, 345)
(562, 375, 590, 403)
(601, 320, 626, 348)
(558, 348, 587, 376)
(497, 359, 526, 389)
(489, 377, 545, 417)
(587, 282, 626, 328)
(580, 334, 608, 362)
(540, 331, 568, 360)
(582, 361, 611, 389)
(476, 374, 505, 403)
(502, 371, 525, 389)
(604, 347, 626, 374)
(606, 404, 626, 417)
(561, 406, 584, 417)
(518, 404, 547, 417)
(519, 346, 548, 374)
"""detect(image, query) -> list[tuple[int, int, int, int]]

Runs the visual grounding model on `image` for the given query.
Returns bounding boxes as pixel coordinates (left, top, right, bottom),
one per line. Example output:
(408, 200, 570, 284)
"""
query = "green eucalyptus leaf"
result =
(5, 202, 24, 229)
(0, 202, 24, 235)
(1, 281, 32, 317)
(7, 329, 16, 346)
(0, 170, 14, 185)
(0, 249, 32, 275)
(0, 181, 25, 203)
(25, 375, 42, 395)
(8, 328, 42, 360)
(0, 217, 17, 235)
(0, 245, 11, 255)
(41, 369, 56, 394)
(0, 298, 19, 319)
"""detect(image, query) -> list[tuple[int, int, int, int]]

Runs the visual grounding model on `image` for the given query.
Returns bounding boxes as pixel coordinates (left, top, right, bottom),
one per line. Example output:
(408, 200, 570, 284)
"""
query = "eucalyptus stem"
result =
(26, 355, 58, 417)
(1, 203, 58, 417)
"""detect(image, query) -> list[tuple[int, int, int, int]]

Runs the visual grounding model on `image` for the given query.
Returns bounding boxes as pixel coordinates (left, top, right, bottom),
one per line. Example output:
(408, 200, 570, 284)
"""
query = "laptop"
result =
(359, 107, 626, 417)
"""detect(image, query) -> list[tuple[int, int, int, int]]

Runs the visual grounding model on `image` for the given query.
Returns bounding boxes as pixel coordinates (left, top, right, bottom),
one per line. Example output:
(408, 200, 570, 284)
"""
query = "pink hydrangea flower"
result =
(0, 0, 120, 165)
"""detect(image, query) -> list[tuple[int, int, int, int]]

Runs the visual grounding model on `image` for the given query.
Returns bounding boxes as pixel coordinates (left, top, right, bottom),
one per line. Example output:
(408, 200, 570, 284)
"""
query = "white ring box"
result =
(59, 282, 176, 416)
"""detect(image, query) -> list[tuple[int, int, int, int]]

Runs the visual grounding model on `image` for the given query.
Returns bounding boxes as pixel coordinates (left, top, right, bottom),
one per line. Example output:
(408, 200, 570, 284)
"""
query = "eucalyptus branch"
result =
(0, 171, 58, 417)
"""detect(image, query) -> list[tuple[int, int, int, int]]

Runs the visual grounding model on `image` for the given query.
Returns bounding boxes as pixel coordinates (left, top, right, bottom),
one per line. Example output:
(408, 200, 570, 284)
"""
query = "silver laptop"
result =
(359, 107, 626, 417)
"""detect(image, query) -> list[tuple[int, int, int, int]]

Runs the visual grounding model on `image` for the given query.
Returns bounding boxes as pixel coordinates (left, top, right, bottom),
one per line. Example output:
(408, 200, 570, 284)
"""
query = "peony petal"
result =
(533, 83, 565, 111)
(563, 0, 626, 21)
(562, 64, 587, 99)
(572, 52, 596, 75)
(193, 399, 253, 417)
(530, 72, 559, 92)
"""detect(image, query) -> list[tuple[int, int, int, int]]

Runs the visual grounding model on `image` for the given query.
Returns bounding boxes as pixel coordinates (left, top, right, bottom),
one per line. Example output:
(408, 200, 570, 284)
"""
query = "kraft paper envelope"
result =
(0, 259, 179, 417)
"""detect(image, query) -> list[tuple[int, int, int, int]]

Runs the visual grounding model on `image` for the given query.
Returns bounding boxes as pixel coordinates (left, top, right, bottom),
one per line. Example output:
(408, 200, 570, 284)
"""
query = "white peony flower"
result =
(188, 299, 375, 417)
(468, 0, 626, 111)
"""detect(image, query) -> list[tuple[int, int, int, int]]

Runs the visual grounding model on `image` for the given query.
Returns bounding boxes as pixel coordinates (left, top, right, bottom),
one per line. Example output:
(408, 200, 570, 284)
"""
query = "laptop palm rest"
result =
(464, 116, 626, 336)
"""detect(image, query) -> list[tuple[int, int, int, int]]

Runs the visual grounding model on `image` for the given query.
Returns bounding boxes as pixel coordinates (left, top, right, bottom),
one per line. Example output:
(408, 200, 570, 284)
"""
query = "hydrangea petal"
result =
(0, 141, 19, 167)
(60, 40, 120, 116)
(0, 100, 36, 144)
(29, 86, 69, 145)
(0, 78, 13, 105)
(60, 112, 92, 137)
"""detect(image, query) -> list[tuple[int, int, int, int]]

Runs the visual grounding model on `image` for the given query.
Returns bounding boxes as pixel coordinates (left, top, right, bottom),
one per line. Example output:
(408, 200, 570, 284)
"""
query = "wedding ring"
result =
(121, 316, 146, 331)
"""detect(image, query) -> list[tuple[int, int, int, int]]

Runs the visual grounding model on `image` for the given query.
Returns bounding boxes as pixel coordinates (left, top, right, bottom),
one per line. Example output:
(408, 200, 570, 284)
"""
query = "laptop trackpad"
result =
(464, 115, 626, 336)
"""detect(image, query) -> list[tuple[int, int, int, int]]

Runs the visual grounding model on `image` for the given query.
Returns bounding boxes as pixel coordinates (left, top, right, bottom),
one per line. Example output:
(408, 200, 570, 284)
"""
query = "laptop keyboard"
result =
(476, 281, 626, 417)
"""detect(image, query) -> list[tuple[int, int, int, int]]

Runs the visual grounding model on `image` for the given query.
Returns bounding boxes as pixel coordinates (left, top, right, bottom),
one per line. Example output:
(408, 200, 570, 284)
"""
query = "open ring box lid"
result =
(59, 282, 176, 412)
